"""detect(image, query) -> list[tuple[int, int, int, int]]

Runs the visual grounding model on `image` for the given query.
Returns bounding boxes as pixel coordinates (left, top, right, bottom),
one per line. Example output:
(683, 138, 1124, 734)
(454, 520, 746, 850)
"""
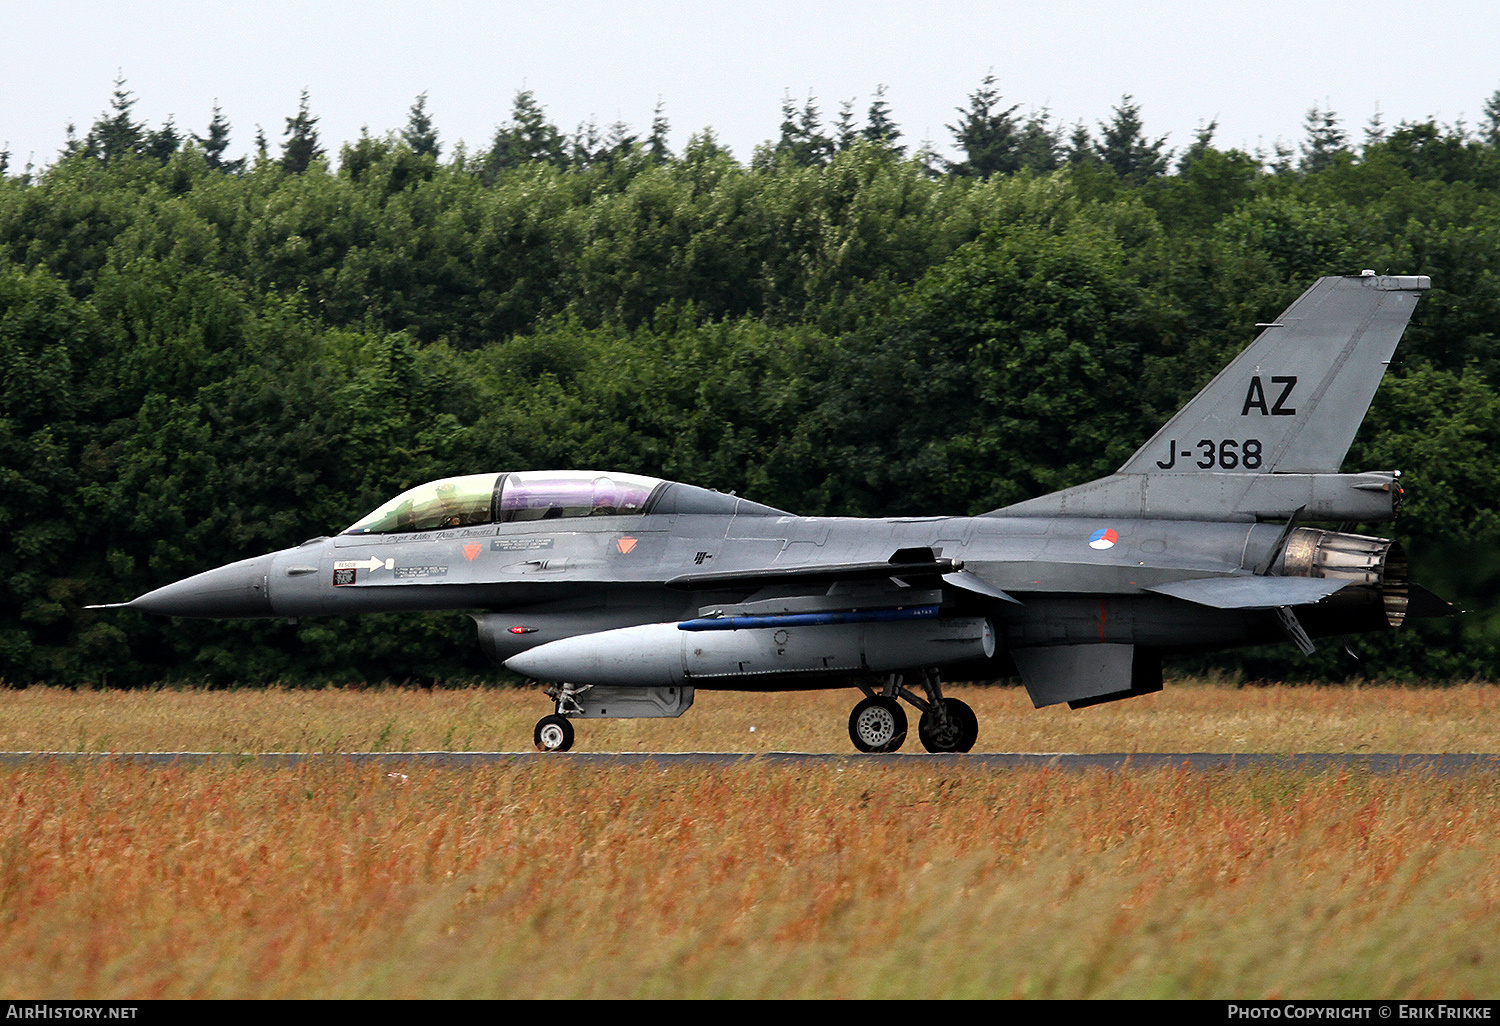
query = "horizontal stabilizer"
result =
(1406, 583, 1459, 619)
(1146, 576, 1349, 609)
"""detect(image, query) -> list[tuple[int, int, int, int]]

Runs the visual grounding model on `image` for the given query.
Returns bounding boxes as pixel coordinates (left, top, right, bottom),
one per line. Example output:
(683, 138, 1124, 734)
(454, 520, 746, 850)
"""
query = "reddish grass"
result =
(2, 756, 1499, 998)
(4, 682, 1499, 998)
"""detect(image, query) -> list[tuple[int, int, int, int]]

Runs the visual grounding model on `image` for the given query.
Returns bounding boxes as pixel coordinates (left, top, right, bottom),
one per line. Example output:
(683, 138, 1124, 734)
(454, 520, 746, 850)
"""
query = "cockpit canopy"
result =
(343, 471, 664, 535)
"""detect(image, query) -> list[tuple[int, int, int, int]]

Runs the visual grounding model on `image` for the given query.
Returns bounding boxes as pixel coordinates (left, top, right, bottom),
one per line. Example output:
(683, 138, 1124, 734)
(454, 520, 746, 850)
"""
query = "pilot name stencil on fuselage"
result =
(358, 526, 503, 546)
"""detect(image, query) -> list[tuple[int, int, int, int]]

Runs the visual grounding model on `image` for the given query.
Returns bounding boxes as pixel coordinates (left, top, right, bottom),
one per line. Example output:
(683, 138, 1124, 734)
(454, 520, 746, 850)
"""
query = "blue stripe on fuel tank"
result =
(677, 605, 941, 631)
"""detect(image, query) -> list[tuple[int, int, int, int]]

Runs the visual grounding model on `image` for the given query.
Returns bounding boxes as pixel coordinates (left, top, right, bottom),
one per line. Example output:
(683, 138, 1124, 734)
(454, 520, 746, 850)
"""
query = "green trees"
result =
(818, 198, 1162, 516)
(1299, 105, 1351, 173)
(0, 264, 108, 679)
(772, 92, 836, 168)
(947, 75, 1022, 178)
(1094, 96, 1171, 183)
(4, 80, 1500, 683)
(484, 90, 567, 178)
(401, 93, 441, 159)
(280, 90, 324, 173)
(947, 76, 1063, 178)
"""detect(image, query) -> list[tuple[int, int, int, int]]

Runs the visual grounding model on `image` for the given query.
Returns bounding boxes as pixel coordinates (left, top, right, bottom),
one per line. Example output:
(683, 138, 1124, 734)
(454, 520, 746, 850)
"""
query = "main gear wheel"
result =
(848, 696, 908, 753)
(917, 697, 978, 753)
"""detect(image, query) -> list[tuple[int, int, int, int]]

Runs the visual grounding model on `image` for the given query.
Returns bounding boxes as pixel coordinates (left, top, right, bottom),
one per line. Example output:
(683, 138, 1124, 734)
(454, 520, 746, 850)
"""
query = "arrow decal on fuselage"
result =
(335, 557, 395, 572)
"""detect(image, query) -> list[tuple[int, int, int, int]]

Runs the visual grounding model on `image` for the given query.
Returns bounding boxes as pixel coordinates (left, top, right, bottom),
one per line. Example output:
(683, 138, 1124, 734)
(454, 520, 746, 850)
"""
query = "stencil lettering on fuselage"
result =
(491, 537, 554, 551)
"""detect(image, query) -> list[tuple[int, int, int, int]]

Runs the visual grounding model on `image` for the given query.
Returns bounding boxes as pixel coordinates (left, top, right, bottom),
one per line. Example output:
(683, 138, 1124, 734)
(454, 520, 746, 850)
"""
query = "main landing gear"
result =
(848, 695, 907, 752)
(848, 670, 978, 754)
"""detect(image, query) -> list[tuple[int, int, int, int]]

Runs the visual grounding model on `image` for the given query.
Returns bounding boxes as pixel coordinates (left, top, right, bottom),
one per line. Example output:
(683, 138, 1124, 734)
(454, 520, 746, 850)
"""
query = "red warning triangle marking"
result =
(463, 544, 481, 561)
(616, 537, 638, 554)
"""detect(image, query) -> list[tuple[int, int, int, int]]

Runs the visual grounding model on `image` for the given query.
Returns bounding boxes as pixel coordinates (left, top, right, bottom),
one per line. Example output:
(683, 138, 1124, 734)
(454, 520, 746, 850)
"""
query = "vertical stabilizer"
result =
(993, 274, 1428, 520)
(1119, 273, 1429, 476)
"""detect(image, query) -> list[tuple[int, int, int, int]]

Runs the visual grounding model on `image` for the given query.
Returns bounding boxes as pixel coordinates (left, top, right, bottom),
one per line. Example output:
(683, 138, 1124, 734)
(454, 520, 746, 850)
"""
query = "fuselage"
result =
(127, 492, 1396, 683)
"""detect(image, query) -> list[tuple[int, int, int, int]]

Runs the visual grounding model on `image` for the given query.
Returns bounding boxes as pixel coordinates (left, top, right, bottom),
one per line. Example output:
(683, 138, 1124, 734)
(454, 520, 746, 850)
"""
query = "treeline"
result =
(2, 80, 1500, 685)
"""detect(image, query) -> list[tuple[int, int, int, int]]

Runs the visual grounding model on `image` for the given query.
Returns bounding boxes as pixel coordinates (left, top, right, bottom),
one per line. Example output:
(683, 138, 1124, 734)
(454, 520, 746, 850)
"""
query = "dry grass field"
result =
(3, 681, 1500, 998)
(3, 679, 1500, 754)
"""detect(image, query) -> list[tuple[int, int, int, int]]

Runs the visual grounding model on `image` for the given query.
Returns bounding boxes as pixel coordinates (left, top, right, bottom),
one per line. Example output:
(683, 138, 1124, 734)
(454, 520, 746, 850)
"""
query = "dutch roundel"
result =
(1088, 527, 1119, 550)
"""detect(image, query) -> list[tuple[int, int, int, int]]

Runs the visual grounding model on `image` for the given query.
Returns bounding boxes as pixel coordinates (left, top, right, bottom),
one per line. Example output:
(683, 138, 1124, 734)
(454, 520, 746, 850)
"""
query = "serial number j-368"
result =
(1156, 438, 1264, 470)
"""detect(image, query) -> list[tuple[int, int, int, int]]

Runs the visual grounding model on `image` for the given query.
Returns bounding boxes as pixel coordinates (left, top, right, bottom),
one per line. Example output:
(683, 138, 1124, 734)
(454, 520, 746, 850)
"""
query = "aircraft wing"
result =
(1145, 576, 1350, 609)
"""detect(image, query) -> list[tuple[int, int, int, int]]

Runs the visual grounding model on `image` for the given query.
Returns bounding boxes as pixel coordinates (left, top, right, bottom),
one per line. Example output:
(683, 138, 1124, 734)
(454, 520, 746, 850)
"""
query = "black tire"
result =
(848, 696, 908, 753)
(951, 699, 979, 752)
(918, 697, 979, 753)
(534, 714, 575, 752)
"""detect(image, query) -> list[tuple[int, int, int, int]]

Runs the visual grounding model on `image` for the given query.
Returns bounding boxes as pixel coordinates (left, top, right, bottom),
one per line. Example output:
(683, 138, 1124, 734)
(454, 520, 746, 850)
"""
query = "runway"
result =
(1, 751, 1498, 773)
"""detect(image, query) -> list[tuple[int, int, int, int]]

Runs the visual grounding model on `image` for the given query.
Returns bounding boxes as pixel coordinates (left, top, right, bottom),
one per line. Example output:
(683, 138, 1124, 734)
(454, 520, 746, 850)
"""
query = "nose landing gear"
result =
(533, 681, 589, 752)
(533, 713, 575, 752)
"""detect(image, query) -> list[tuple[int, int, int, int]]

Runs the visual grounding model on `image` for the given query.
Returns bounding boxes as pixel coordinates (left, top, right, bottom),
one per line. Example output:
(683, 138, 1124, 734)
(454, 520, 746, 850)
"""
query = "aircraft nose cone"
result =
(128, 553, 277, 618)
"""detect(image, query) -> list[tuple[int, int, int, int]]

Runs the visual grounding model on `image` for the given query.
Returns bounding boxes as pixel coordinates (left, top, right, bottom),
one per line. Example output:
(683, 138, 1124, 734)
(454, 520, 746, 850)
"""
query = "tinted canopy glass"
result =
(342, 471, 665, 534)
(499, 471, 661, 522)
(343, 474, 501, 534)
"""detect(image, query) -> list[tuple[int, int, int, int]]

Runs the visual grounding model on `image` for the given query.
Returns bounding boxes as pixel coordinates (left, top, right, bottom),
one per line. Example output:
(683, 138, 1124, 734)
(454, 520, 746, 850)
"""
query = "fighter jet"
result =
(92, 272, 1453, 752)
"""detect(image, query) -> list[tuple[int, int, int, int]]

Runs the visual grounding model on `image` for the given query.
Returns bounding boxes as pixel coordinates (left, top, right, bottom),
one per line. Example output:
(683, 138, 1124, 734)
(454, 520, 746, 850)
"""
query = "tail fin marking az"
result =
(994, 274, 1429, 521)
(1121, 273, 1429, 476)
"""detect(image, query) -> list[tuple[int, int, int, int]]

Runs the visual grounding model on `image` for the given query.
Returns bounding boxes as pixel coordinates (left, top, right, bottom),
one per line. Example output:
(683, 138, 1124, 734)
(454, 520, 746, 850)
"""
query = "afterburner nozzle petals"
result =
(126, 553, 278, 618)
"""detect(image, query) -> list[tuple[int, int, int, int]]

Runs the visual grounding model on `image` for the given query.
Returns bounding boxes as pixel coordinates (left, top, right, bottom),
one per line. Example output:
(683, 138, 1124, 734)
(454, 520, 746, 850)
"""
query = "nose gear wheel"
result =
(534, 713, 575, 752)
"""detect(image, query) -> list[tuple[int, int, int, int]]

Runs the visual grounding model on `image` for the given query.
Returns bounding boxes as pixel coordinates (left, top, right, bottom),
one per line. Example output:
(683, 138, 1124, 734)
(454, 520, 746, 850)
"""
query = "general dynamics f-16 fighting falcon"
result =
(93, 273, 1454, 753)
